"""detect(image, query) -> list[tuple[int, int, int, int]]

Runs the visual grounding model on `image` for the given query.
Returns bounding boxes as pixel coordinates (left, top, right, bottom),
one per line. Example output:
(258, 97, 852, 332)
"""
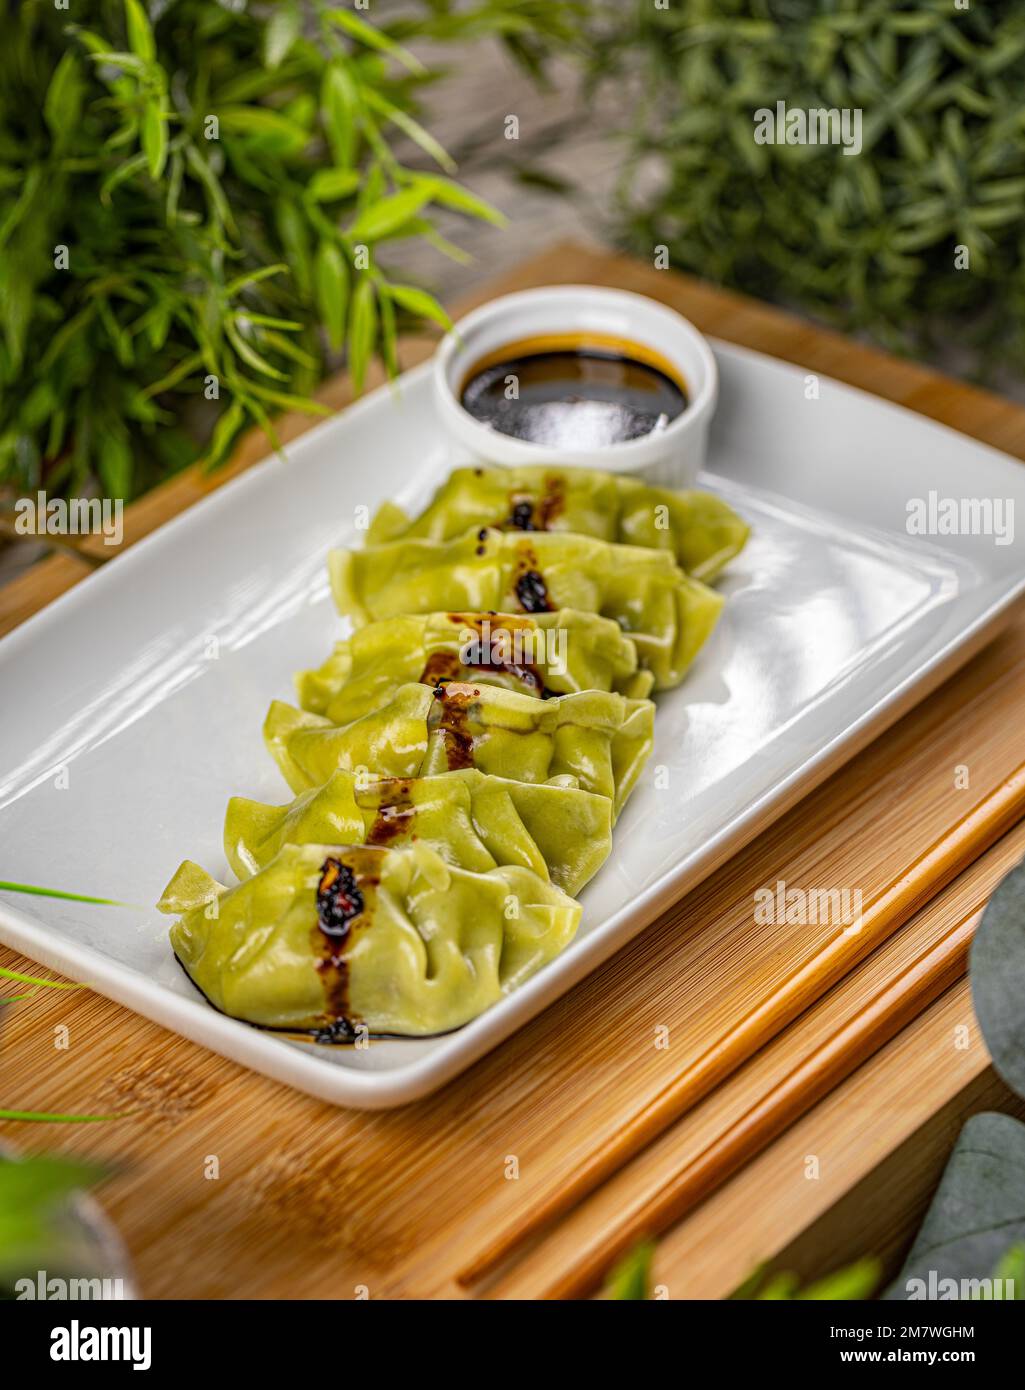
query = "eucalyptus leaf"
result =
(0, 1155, 107, 1285)
(885, 1113, 1025, 1300)
(970, 854, 1025, 1101)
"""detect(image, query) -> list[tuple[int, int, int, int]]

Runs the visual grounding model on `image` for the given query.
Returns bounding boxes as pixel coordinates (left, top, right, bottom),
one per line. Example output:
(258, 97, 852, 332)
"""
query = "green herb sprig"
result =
(0, 0, 575, 501)
(581, 0, 1025, 379)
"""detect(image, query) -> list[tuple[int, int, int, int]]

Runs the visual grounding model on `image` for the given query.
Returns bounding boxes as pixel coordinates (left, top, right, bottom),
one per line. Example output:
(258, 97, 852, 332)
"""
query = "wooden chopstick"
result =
(542, 905, 979, 1299)
(458, 758, 1025, 1289)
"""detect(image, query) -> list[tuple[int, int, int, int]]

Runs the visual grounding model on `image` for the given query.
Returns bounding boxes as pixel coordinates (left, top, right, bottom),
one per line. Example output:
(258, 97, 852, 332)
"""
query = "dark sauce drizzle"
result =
(366, 782, 416, 846)
(316, 858, 364, 937)
(419, 614, 547, 696)
(506, 475, 566, 532)
(430, 682, 478, 769)
(515, 570, 552, 613)
(313, 856, 367, 1042)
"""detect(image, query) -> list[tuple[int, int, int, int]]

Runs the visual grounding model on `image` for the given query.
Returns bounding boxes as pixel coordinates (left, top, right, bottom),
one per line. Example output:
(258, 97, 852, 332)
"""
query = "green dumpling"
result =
(296, 608, 652, 723)
(158, 841, 581, 1036)
(224, 765, 613, 896)
(329, 528, 723, 689)
(264, 680, 654, 820)
(368, 465, 749, 581)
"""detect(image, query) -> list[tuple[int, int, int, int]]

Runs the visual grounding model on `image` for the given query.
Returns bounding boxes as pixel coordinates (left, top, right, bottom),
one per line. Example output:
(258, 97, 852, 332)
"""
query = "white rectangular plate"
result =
(2, 341, 1024, 1108)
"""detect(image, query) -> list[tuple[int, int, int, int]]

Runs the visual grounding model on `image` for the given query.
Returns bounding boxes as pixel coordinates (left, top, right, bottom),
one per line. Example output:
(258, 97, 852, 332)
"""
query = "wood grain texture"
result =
(2, 243, 1025, 1300)
(458, 764, 1025, 1288)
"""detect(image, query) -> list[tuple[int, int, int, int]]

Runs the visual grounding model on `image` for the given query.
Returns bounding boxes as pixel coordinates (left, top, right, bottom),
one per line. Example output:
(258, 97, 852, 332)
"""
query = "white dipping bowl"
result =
(432, 284, 718, 487)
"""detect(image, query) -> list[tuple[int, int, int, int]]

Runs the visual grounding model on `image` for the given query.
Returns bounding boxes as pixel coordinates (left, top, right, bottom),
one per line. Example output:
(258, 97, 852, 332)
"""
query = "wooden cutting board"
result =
(3, 242, 1025, 1300)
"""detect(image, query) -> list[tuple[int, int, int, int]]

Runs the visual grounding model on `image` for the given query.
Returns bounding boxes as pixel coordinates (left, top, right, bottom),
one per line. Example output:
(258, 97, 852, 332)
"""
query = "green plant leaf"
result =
(321, 61, 359, 170)
(205, 399, 246, 469)
(307, 168, 362, 203)
(216, 105, 309, 157)
(605, 1240, 655, 1299)
(0, 1155, 108, 1282)
(0, 1155, 105, 1204)
(99, 433, 134, 500)
(0, 966, 80, 990)
(885, 1113, 1025, 1299)
(0, 881, 125, 907)
(347, 186, 434, 242)
(225, 320, 288, 381)
(416, 174, 506, 226)
(325, 9, 426, 75)
(362, 89, 457, 173)
(314, 240, 349, 353)
(797, 1257, 881, 1300)
(385, 283, 453, 332)
(44, 52, 84, 144)
(0, 0, 527, 504)
(141, 100, 168, 180)
(264, 0, 301, 70)
(971, 855, 1025, 1101)
(988, 1243, 1025, 1296)
(0, 1109, 122, 1123)
(124, 0, 156, 63)
(347, 276, 377, 392)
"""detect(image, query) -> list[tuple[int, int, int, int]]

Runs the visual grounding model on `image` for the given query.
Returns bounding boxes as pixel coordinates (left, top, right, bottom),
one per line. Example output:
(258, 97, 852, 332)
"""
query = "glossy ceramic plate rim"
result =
(1, 348, 1024, 1110)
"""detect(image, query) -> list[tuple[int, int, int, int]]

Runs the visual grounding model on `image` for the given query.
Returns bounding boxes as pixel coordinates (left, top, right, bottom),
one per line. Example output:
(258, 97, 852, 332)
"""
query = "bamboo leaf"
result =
(264, 0, 301, 71)
(306, 168, 361, 203)
(413, 175, 506, 227)
(347, 277, 377, 392)
(347, 186, 434, 241)
(321, 62, 359, 170)
(141, 100, 168, 179)
(362, 89, 457, 173)
(326, 10, 426, 74)
(314, 240, 349, 352)
(384, 282, 452, 332)
(44, 52, 84, 144)
(124, 0, 156, 63)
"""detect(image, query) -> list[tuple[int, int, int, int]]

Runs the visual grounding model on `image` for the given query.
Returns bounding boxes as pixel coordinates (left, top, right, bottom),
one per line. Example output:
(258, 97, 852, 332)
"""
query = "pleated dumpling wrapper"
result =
(367, 464, 749, 583)
(264, 680, 654, 821)
(329, 528, 722, 690)
(224, 766, 613, 897)
(296, 607, 652, 724)
(158, 841, 581, 1037)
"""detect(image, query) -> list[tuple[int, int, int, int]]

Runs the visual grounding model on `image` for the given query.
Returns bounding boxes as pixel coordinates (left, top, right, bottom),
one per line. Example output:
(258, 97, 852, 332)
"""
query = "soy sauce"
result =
(459, 334, 688, 448)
